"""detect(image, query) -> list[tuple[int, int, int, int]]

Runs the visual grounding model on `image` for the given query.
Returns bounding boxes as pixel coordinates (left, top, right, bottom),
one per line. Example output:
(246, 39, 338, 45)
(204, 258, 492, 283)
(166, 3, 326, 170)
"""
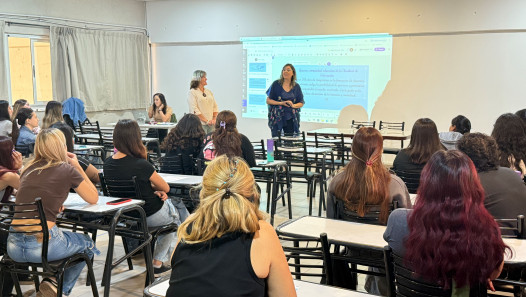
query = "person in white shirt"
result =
(187, 70, 218, 134)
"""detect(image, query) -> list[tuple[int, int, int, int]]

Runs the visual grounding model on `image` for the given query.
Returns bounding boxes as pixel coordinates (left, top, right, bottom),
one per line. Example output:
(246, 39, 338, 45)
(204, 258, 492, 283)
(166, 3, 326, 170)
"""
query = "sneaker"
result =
(153, 264, 171, 276)
(36, 278, 58, 297)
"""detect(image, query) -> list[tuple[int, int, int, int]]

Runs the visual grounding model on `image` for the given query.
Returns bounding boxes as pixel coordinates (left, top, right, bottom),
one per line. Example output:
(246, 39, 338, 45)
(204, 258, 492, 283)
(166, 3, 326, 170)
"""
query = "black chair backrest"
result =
(379, 121, 405, 132)
(15, 142, 35, 158)
(334, 200, 398, 225)
(99, 173, 141, 199)
(495, 215, 525, 238)
(78, 120, 103, 144)
(158, 154, 192, 175)
(276, 229, 328, 283)
(275, 132, 311, 176)
(0, 198, 53, 269)
(251, 139, 266, 160)
(384, 246, 487, 297)
(394, 170, 421, 194)
(351, 120, 376, 129)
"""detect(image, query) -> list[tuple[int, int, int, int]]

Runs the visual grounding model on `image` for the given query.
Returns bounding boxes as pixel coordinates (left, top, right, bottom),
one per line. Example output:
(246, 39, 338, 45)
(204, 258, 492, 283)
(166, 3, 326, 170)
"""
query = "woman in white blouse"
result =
(187, 70, 218, 134)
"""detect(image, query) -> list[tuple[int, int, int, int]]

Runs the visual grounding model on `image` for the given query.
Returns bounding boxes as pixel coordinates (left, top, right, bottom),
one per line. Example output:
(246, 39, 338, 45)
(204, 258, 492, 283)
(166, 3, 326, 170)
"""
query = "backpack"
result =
(202, 135, 216, 161)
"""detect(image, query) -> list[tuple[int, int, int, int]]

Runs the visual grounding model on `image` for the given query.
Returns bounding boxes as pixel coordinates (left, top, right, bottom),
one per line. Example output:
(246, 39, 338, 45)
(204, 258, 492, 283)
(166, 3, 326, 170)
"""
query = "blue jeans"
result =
(147, 199, 180, 262)
(7, 225, 100, 296)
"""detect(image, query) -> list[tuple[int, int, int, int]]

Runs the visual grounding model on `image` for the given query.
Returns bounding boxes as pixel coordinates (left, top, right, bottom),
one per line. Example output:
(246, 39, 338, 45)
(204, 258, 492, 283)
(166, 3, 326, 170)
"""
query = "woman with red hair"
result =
(327, 127, 411, 225)
(384, 150, 509, 293)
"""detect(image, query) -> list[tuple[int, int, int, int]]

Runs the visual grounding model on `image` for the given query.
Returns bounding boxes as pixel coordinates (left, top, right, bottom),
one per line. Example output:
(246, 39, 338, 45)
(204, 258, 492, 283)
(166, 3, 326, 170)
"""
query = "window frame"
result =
(5, 33, 52, 107)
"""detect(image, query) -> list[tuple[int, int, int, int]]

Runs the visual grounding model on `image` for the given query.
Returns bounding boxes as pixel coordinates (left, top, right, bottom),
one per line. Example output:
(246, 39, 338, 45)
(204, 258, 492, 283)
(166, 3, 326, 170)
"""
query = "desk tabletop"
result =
(74, 144, 105, 151)
(108, 122, 176, 130)
(277, 216, 387, 249)
(255, 159, 287, 167)
(308, 128, 410, 140)
(503, 238, 526, 264)
(144, 277, 367, 297)
(63, 193, 144, 214)
(158, 173, 202, 186)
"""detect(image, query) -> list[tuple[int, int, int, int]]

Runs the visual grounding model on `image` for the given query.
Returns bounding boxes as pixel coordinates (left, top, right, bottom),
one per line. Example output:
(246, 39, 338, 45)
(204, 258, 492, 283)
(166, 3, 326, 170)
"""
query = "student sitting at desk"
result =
(0, 136, 22, 203)
(161, 113, 205, 175)
(327, 127, 411, 224)
(491, 113, 526, 178)
(385, 150, 509, 295)
(104, 119, 180, 275)
(202, 110, 256, 167)
(12, 108, 39, 148)
(393, 118, 445, 176)
(7, 128, 99, 297)
(167, 155, 296, 297)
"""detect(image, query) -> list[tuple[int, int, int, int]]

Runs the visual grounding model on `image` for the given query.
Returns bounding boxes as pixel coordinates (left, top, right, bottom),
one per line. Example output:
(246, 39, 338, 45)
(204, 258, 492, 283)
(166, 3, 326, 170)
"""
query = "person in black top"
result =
(167, 155, 295, 297)
(393, 118, 445, 175)
(161, 114, 205, 175)
(201, 110, 256, 167)
(103, 119, 180, 275)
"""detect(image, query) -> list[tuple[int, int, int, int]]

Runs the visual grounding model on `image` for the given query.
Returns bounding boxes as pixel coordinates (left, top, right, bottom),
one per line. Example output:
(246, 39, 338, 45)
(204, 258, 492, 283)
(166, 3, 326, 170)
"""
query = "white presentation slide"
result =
(241, 33, 393, 124)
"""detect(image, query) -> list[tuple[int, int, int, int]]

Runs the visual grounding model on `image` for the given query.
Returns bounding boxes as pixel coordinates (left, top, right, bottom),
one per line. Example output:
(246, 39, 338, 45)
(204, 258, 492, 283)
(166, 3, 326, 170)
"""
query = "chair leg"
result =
(308, 181, 313, 216)
(280, 183, 286, 206)
(85, 255, 100, 297)
(56, 270, 65, 297)
(11, 271, 23, 297)
(121, 236, 134, 270)
(266, 180, 271, 213)
(32, 265, 40, 290)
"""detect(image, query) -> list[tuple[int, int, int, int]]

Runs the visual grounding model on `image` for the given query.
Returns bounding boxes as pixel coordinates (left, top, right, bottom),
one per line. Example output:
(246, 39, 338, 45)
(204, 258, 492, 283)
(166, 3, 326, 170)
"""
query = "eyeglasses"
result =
(202, 93, 206, 97)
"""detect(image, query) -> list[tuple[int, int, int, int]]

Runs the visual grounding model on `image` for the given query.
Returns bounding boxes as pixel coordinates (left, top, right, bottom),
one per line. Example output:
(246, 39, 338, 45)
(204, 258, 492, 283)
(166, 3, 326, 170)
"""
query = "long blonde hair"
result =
(178, 155, 264, 244)
(41, 101, 63, 129)
(21, 128, 68, 175)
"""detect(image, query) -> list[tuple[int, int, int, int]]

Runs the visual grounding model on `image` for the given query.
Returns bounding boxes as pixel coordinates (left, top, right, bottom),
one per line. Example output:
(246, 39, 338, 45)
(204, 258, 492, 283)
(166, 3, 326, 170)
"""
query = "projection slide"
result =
(241, 34, 392, 124)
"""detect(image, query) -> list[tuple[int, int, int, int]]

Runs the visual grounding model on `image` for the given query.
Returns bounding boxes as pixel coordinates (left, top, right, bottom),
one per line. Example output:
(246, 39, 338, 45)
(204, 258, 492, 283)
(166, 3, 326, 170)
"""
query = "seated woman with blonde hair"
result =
(166, 155, 296, 297)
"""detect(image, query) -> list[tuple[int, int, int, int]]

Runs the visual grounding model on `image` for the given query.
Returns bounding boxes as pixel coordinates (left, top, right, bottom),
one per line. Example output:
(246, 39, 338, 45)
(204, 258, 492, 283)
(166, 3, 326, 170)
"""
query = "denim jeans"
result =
(147, 199, 180, 262)
(7, 225, 100, 296)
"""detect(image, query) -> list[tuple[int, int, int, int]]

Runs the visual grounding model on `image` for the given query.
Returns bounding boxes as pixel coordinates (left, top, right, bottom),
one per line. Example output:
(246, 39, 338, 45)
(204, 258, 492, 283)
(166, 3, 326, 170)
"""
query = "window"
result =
(7, 35, 53, 105)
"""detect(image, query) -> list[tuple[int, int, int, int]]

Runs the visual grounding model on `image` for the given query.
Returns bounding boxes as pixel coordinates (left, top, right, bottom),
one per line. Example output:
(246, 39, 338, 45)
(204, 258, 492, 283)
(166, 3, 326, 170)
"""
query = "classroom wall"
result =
(147, 0, 526, 142)
(0, 0, 148, 123)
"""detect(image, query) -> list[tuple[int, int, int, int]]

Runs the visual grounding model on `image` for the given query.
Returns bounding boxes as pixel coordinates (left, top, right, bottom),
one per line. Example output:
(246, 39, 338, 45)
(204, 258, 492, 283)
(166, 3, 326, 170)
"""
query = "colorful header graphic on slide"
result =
(241, 34, 392, 124)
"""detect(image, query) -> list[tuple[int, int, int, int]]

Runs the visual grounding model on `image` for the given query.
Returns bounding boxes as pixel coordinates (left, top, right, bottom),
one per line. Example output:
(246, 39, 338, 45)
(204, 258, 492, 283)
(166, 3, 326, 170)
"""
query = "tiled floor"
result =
(15, 180, 363, 297)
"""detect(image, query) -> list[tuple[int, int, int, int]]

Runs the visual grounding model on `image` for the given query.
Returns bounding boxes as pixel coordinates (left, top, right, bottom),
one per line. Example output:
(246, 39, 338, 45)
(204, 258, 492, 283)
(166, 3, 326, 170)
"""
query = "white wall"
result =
(0, 0, 148, 123)
(147, 0, 526, 141)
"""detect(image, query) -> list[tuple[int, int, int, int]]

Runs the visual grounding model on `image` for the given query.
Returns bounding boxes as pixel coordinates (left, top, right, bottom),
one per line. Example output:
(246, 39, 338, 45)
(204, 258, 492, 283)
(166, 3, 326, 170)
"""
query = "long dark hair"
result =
(113, 119, 147, 159)
(451, 115, 471, 134)
(151, 93, 167, 115)
(0, 100, 11, 122)
(212, 110, 242, 158)
(50, 122, 75, 153)
(491, 113, 526, 170)
(333, 127, 391, 224)
(162, 114, 204, 152)
(406, 150, 509, 289)
(0, 136, 18, 202)
(11, 108, 34, 145)
(42, 100, 63, 129)
(11, 99, 28, 121)
(405, 118, 444, 164)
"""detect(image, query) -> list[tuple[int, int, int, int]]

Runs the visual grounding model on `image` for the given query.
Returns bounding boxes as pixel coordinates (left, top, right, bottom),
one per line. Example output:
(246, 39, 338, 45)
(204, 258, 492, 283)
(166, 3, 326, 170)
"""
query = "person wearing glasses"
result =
(266, 64, 304, 137)
(188, 70, 218, 134)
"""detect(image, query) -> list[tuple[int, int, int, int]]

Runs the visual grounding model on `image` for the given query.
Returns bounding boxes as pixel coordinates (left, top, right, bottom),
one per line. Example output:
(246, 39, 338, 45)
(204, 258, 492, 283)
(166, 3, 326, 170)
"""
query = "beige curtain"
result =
(50, 26, 149, 112)
(0, 21, 8, 100)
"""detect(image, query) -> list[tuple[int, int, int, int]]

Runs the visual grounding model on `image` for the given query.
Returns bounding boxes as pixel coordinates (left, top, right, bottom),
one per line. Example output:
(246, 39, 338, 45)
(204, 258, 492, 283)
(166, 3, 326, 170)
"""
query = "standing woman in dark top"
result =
(161, 113, 205, 175)
(167, 155, 296, 297)
(266, 64, 304, 137)
(103, 119, 180, 274)
(202, 110, 256, 167)
(393, 118, 445, 175)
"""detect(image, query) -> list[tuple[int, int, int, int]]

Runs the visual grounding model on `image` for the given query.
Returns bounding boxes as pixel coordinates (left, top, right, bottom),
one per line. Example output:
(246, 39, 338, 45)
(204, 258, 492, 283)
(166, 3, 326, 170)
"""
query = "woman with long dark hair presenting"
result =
(266, 64, 304, 137)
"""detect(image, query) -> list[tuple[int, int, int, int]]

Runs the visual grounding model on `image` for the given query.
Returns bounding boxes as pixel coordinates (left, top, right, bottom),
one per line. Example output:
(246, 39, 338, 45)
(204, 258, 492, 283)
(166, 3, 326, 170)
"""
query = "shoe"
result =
(36, 278, 58, 297)
(153, 264, 171, 276)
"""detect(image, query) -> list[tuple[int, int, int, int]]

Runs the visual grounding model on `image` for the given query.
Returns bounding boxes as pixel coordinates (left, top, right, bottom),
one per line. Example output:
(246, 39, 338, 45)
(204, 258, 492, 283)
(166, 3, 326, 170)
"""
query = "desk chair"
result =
(78, 120, 104, 145)
(0, 198, 99, 297)
(393, 170, 421, 194)
(276, 229, 329, 284)
(99, 173, 178, 267)
(351, 120, 376, 129)
(379, 121, 405, 155)
(15, 142, 34, 158)
(383, 246, 488, 297)
(333, 200, 399, 225)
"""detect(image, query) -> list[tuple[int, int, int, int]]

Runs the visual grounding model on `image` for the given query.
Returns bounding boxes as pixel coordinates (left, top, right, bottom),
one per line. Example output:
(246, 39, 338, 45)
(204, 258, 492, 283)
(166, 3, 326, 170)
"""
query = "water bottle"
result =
(267, 139, 274, 162)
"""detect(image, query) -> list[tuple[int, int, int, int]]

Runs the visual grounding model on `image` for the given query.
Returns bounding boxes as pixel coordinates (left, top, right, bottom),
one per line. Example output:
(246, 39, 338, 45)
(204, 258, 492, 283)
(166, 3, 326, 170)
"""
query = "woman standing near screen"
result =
(188, 70, 218, 134)
(266, 64, 304, 137)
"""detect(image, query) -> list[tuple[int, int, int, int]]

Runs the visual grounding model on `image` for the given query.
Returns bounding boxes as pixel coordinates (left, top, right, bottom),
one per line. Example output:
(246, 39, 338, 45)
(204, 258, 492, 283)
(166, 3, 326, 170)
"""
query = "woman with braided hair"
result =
(201, 110, 256, 167)
(166, 155, 296, 297)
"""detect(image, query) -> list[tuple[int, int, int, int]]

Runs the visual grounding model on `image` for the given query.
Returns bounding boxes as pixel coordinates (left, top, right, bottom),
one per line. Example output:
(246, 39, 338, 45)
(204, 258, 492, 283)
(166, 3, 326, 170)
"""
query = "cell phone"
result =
(106, 198, 132, 205)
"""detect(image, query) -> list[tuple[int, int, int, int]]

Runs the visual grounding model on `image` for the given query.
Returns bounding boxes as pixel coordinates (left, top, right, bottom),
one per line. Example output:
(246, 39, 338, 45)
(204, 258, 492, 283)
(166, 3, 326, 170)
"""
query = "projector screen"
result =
(241, 33, 393, 124)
